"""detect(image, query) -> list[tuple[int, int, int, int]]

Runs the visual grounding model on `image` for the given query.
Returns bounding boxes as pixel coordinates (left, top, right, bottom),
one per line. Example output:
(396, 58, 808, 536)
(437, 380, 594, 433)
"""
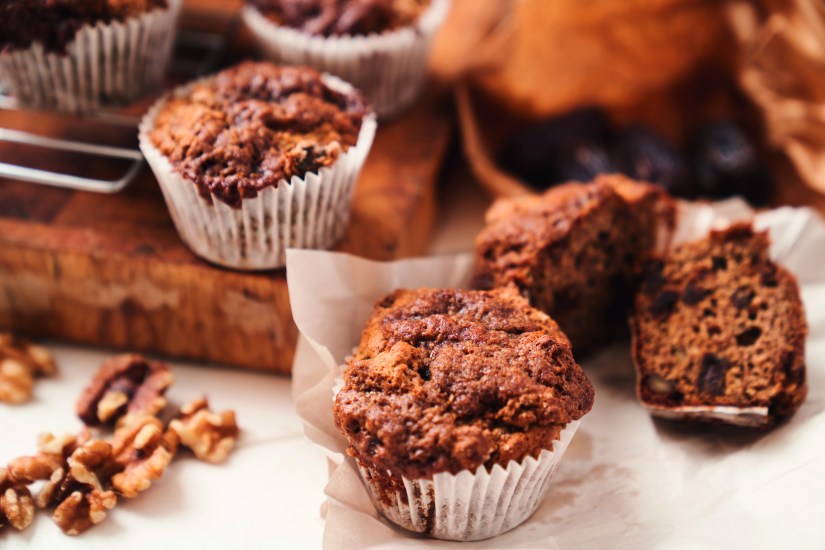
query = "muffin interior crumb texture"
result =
(249, 0, 431, 37)
(632, 223, 807, 426)
(333, 288, 594, 481)
(472, 174, 676, 351)
(0, 0, 168, 53)
(149, 61, 368, 206)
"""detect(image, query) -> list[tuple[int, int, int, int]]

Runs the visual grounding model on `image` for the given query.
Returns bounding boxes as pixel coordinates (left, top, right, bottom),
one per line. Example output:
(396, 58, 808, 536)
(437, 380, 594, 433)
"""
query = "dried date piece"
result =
(0, 468, 35, 532)
(169, 397, 239, 464)
(111, 416, 178, 498)
(76, 355, 173, 428)
(0, 334, 57, 405)
(37, 440, 120, 535)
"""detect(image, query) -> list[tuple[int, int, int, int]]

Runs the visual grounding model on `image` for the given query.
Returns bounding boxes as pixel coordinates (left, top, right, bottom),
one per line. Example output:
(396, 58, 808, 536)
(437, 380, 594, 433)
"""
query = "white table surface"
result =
(0, 171, 490, 549)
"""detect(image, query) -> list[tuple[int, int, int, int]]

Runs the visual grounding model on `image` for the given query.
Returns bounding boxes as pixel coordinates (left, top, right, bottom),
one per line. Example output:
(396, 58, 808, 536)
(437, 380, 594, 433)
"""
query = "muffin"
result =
(0, 0, 182, 113)
(472, 174, 676, 352)
(242, 0, 451, 118)
(334, 287, 594, 541)
(139, 61, 377, 270)
(631, 223, 807, 428)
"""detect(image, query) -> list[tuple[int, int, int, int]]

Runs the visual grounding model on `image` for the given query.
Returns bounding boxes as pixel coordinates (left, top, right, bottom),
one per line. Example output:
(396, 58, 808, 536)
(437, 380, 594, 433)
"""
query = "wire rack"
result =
(0, 28, 228, 194)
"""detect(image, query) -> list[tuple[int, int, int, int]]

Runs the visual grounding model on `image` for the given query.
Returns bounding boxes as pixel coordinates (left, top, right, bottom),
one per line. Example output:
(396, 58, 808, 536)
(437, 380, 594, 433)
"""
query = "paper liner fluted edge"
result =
(138, 74, 377, 270)
(241, 0, 451, 119)
(356, 420, 580, 542)
(0, 0, 182, 113)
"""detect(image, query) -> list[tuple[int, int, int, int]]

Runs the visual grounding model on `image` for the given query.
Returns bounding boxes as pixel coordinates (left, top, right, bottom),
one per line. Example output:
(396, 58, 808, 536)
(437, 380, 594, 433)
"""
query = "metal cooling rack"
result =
(0, 28, 229, 193)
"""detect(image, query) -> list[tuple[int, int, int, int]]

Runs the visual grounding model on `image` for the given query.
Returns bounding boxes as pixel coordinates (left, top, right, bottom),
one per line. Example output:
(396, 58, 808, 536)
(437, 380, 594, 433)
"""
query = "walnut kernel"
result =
(169, 397, 239, 464)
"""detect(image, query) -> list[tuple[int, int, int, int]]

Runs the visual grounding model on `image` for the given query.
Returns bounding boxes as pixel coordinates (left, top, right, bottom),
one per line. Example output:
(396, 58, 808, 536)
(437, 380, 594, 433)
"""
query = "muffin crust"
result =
(149, 61, 368, 206)
(333, 287, 594, 480)
(1, 0, 167, 53)
(249, 0, 431, 37)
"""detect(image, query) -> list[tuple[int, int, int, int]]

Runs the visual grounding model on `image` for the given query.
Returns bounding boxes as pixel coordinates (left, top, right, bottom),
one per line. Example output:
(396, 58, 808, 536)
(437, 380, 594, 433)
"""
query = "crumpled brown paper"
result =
(453, 0, 825, 209)
(728, 0, 825, 197)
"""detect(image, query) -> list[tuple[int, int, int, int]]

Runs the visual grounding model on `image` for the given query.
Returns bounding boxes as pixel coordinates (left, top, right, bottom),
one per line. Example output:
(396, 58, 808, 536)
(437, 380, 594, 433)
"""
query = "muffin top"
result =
(249, 0, 431, 37)
(333, 287, 594, 480)
(1, 0, 167, 53)
(149, 61, 369, 206)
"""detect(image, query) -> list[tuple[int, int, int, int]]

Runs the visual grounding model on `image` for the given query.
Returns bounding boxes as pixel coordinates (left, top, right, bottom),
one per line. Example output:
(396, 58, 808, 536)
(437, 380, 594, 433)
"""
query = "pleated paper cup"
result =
(138, 74, 377, 271)
(0, 0, 182, 114)
(355, 420, 580, 541)
(241, 0, 451, 119)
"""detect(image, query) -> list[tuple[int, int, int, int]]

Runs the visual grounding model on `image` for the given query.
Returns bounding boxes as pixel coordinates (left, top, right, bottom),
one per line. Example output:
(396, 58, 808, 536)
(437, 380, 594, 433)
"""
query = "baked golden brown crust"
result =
(249, 0, 431, 37)
(631, 223, 807, 427)
(472, 174, 676, 351)
(0, 0, 167, 53)
(333, 287, 594, 480)
(149, 61, 368, 206)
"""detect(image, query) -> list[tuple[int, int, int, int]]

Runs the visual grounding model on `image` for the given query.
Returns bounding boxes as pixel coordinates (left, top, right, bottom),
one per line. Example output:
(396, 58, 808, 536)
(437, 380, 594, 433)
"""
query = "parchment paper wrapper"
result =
(288, 200, 825, 547)
(139, 74, 376, 270)
(241, 0, 451, 119)
(0, 0, 182, 113)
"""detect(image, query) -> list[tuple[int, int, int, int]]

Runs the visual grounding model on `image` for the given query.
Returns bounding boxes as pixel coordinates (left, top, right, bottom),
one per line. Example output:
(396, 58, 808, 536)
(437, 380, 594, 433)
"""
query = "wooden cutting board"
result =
(0, 3, 453, 374)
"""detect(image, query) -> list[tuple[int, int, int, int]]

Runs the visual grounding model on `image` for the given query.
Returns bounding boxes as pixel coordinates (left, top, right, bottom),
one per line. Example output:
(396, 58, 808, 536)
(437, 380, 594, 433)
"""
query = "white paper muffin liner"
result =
(138, 74, 377, 270)
(355, 420, 580, 541)
(241, 0, 451, 119)
(0, 0, 182, 113)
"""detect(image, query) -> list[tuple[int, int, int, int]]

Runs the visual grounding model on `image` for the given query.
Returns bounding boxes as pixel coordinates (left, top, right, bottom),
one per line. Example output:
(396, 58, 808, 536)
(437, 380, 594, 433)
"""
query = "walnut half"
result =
(76, 355, 173, 428)
(111, 416, 179, 498)
(37, 440, 120, 535)
(0, 468, 35, 532)
(169, 397, 239, 464)
(0, 334, 57, 405)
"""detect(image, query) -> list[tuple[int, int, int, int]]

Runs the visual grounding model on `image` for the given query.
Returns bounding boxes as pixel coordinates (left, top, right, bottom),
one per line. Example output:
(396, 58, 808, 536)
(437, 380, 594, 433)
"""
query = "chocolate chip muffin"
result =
(139, 61, 377, 270)
(148, 61, 369, 207)
(333, 287, 593, 540)
(472, 174, 676, 352)
(248, 0, 431, 37)
(632, 223, 807, 428)
(0, 0, 180, 112)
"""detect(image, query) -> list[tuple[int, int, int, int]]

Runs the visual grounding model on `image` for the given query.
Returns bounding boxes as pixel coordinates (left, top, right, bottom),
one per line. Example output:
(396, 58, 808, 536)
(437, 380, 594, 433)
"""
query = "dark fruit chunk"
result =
(682, 285, 709, 305)
(698, 353, 730, 396)
(614, 125, 691, 197)
(736, 327, 762, 346)
(556, 142, 616, 183)
(690, 120, 773, 205)
(499, 107, 613, 189)
(649, 290, 679, 317)
(731, 286, 755, 309)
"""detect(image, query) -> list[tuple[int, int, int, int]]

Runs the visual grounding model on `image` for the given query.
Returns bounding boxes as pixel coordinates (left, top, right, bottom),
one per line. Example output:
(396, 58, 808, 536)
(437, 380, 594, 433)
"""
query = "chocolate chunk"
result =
(711, 256, 727, 271)
(698, 353, 729, 396)
(735, 327, 762, 346)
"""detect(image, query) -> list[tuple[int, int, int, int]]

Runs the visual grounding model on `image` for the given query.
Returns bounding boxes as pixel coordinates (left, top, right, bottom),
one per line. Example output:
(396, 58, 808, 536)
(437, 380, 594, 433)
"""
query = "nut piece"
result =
(0, 468, 35, 531)
(110, 416, 179, 498)
(7, 431, 90, 484)
(0, 359, 33, 405)
(169, 397, 239, 464)
(0, 334, 57, 405)
(37, 440, 120, 535)
(76, 355, 173, 428)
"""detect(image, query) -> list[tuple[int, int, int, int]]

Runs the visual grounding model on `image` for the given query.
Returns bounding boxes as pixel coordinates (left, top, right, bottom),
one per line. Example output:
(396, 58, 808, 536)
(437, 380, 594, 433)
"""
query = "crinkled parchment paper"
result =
(288, 200, 825, 549)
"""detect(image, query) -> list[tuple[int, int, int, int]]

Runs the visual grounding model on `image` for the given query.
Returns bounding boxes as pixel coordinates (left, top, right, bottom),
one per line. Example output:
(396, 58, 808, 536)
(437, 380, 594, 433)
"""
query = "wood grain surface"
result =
(0, 2, 454, 373)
